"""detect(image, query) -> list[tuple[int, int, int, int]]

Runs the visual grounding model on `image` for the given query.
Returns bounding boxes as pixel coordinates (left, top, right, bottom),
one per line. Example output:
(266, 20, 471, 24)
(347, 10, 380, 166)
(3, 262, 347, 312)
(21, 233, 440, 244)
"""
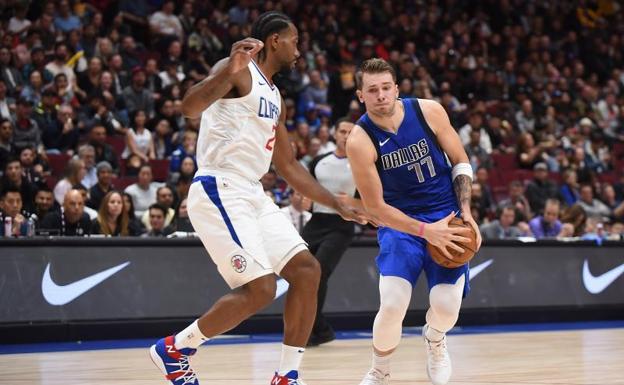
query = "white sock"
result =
(174, 320, 209, 349)
(372, 351, 392, 375)
(425, 325, 445, 342)
(278, 344, 305, 375)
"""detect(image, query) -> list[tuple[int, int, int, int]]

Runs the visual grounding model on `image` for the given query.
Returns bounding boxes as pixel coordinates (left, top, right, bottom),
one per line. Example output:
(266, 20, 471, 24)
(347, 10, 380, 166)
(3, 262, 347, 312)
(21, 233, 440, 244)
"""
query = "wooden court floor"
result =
(2, 328, 623, 385)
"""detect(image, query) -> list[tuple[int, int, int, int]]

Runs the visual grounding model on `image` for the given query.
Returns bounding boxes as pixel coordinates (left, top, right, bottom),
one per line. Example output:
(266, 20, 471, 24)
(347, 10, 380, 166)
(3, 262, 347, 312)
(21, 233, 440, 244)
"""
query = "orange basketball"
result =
(426, 217, 478, 268)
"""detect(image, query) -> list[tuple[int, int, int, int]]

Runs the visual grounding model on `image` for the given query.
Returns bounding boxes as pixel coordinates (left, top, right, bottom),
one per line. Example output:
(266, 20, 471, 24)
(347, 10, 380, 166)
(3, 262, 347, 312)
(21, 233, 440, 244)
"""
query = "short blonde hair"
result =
(356, 58, 397, 89)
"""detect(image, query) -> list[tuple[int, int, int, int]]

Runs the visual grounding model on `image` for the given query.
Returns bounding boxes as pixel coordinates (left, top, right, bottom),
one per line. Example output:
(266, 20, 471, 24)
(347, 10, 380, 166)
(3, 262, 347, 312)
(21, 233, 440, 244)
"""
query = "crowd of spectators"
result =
(0, 0, 623, 240)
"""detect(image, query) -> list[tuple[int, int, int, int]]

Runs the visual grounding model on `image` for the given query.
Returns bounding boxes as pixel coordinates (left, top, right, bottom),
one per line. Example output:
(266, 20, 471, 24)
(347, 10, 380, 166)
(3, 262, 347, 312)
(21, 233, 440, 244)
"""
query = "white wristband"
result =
(452, 162, 473, 181)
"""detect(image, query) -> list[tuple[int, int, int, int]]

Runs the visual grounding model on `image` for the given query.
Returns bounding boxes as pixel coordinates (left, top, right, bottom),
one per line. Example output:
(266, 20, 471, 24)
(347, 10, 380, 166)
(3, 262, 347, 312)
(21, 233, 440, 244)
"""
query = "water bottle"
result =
(27, 214, 37, 237)
(4, 216, 12, 237)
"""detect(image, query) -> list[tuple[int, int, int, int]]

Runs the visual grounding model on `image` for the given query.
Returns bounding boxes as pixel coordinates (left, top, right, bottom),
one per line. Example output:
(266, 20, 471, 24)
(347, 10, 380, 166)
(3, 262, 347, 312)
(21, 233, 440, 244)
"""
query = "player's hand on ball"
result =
(422, 211, 472, 259)
(461, 212, 482, 251)
(227, 38, 264, 75)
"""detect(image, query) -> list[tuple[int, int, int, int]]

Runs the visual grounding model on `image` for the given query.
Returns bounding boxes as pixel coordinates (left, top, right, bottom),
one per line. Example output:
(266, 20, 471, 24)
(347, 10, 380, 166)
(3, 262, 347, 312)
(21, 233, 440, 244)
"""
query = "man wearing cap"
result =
(525, 162, 560, 214)
(12, 97, 42, 154)
(122, 66, 154, 117)
(88, 161, 114, 211)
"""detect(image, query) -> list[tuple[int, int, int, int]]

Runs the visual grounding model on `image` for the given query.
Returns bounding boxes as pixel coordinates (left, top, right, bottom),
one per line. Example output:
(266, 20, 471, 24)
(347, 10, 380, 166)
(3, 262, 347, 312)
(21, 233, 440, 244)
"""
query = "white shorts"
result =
(187, 173, 307, 289)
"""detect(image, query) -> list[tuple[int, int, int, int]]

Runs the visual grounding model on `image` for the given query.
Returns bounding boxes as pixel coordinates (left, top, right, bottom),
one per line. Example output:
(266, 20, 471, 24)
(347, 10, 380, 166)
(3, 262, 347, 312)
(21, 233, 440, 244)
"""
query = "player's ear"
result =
(270, 33, 280, 50)
(395, 83, 399, 97)
(356, 89, 363, 103)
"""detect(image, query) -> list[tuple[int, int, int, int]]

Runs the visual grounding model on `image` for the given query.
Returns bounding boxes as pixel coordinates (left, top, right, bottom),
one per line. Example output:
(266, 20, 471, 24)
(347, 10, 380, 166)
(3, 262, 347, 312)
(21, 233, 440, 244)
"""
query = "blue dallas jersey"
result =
(356, 98, 459, 218)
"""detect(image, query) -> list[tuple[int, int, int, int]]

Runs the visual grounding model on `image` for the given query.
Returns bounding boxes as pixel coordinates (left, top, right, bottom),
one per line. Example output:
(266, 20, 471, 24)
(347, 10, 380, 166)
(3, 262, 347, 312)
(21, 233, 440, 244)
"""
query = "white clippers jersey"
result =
(196, 60, 281, 181)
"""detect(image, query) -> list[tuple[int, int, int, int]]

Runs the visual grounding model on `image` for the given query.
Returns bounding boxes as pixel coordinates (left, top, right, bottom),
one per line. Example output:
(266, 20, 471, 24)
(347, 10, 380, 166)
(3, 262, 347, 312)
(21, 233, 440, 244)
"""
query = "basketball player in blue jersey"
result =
(346, 58, 482, 385)
(149, 12, 364, 385)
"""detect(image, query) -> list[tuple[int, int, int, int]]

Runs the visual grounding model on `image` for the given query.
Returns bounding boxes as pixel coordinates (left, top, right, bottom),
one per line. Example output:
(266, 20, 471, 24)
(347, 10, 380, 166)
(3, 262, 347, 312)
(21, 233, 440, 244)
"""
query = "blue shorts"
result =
(376, 209, 470, 298)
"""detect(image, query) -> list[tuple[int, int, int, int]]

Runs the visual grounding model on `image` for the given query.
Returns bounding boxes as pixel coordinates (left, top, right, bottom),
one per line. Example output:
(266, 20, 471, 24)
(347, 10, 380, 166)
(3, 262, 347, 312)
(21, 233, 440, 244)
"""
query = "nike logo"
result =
(41, 261, 130, 305)
(379, 138, 391, 146)
(274, 278, 289, 299)
(582, 259, 624, 294)
(469, 259, 493, 281)
(259, 81, 266, 86)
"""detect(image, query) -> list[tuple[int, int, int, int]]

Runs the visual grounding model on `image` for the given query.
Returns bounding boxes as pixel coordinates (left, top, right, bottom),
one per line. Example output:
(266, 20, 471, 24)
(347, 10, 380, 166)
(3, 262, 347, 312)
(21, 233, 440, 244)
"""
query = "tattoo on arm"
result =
(453, 174, 472, 208)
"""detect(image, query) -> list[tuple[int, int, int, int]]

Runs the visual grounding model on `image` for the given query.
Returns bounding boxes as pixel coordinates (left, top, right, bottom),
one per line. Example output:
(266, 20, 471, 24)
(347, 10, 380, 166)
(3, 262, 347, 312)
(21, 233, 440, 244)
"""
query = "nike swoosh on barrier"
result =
(469, 259, 494, 281)
(274, 278, 289, 299)
(41, 261, 131, 306)
(582, 259, 624, 294)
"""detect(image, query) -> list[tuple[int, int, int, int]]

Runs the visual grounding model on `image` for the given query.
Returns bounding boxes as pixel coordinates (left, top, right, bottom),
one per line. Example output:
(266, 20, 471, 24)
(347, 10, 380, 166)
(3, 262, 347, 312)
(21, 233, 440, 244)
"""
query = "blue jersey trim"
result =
(193, 176, 242, 247)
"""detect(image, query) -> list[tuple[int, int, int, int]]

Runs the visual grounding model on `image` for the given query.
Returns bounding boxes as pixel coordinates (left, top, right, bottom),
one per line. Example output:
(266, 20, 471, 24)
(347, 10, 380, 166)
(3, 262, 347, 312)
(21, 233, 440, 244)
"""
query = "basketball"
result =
(427, 217, 478, 268)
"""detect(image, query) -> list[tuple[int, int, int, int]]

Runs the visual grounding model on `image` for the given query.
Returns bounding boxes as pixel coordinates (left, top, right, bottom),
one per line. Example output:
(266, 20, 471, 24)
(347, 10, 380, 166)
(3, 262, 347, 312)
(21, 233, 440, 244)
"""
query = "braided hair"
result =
(250, 11, 292, 61)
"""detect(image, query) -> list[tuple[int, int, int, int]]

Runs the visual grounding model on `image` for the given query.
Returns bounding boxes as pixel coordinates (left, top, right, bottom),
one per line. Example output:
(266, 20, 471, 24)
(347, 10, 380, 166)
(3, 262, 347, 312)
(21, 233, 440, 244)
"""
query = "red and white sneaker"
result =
(150, 335, 199, 385)
(270, 370, 307, 385)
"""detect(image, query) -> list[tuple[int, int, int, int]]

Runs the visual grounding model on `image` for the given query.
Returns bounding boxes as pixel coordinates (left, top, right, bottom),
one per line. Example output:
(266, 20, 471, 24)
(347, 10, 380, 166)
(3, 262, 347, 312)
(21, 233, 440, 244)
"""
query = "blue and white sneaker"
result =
(150, 335, 199, 385)
(270, 370, 307, 385)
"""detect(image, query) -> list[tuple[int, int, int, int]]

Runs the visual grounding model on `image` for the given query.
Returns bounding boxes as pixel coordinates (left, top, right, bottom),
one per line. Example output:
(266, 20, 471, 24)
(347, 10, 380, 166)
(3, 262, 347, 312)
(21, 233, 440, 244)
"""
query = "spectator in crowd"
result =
(33, 186, 57, 226)
(600, 184, 624, 221)
(53, 157, 86, 205)
(87, 125, 119, 174)
(0, 188, 28, 236)
(498, 180, 532, 223)
(78, 145, 97, 189)
(92, 191, 134, 236)
(41, 103, 79, 154)
(1, 158, 36, 212)
(141, 203, 173, 237)
(0, 46, 23, 97)
(72, 184, 98, 220)
(122, 109, 155, 163)
(12, 97, 42, 154)
(141, 185, 175, 230)
(45, 42, 76, 84)
(20, 70, 44, 106)
(170, 197, 194, 233)
(529, 198, 564, 239)
(88, 161, 114, 211)
(122, 66, 154, 117)
(40, 189, 91, 236)
(316, 124, 336, 155)
(149, 1, 184, 42)
(170, 156, 195, 201)
(577, 184, 612, 221)
(525, 162, 560, 215)
(559, 168, 580, 207)
(18, 146, 43, 184)
(0, 118, 13, 171)
(77, 57, 103, 97)
(124, 164, 162, 218)
(465, 130, 492, 170)
(280, 189, 312, 234)
(122, 191, 145, 236)
(152, 118, 174, 160)
(560, 204, 588, 237)
(459, 111, 492, 154)
(480, 205, 524, 240)
(54, 0, 81, 33)
(169, 130, 197, 173)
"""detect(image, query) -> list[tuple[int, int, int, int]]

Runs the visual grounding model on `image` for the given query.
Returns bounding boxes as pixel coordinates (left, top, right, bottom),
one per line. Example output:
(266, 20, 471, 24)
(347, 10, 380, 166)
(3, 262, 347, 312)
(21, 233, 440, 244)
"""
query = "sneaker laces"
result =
(365, 368, 390, 384)
(427, 338, 449, 368)
(166, 354, 197, 385)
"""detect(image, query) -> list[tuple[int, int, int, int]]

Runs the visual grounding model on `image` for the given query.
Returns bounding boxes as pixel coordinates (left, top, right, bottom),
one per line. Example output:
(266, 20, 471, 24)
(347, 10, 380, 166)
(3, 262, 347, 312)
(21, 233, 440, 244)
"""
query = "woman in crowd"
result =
(92, 190, 130, 236)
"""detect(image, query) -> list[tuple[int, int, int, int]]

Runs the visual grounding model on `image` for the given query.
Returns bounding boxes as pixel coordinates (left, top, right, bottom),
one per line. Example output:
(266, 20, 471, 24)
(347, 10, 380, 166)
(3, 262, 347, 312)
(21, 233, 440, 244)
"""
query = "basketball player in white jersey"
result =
(149, 12, 364, 385)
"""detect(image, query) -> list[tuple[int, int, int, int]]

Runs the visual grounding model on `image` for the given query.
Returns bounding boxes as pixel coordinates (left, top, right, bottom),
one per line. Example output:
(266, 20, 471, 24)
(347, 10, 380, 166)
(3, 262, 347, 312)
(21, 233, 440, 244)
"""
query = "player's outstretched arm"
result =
(181, 38, 264, 118)
(419, 99, 482, 250)
(272, 105, 366, 224)
(346, 125, 471, 259)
